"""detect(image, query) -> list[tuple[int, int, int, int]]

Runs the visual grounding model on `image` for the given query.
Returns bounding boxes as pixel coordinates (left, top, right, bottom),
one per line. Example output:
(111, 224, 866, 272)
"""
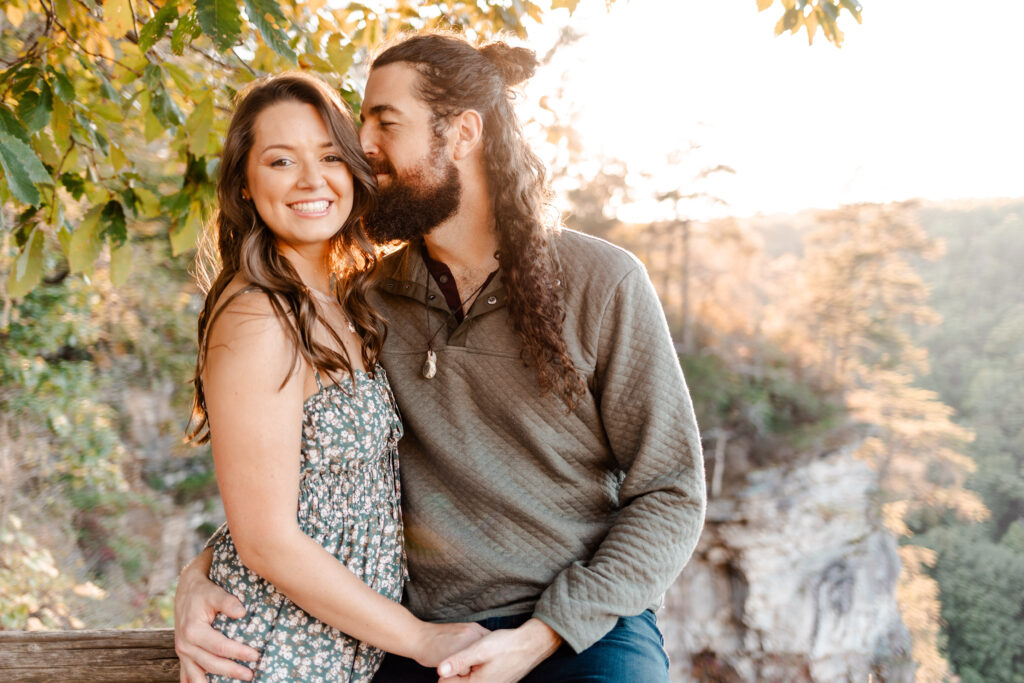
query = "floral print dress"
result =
(207, 366, 405, 683)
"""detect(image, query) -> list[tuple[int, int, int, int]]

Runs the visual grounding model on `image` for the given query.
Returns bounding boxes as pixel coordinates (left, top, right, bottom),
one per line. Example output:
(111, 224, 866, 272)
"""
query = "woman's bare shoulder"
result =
(207, 277, 292, 355)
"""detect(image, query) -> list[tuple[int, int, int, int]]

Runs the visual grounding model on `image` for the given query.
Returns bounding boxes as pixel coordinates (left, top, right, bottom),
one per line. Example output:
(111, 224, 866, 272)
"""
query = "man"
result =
(175, 32, 705, 682)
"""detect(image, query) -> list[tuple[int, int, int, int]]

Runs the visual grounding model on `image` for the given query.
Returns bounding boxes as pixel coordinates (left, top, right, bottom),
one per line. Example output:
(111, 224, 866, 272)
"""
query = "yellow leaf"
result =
(64, 144, 79, 173)
(68, 204, 104, 274)
(186, 94, 214, 156)
(6, 4, 25, 27)
(110, 241, 132, 286)
(52, 98, 71, 149)
(54, 0, 72, 25)
(92, 100, 123, 123)
(805, 10, 819, 44)
(104, 0, 133, 38)
(7, 227, 45, 299)
(109, 145, 127, 171)
(170, 203, 203, 255)
(31, 130, 61, 167)
(134, 187, 160, 217)
(756, 0, 773, 11)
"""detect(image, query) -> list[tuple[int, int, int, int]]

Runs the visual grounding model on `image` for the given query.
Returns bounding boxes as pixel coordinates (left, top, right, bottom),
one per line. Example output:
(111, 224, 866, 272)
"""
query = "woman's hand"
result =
(412, 621, 491, 668)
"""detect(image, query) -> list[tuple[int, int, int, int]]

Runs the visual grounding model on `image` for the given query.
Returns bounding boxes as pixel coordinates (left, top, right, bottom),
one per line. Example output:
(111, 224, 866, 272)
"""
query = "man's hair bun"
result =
(480, 42, 538, 86)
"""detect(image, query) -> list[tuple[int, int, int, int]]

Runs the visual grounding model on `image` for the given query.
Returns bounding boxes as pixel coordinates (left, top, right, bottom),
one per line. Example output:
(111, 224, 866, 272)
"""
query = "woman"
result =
(185, 73, 485, 683)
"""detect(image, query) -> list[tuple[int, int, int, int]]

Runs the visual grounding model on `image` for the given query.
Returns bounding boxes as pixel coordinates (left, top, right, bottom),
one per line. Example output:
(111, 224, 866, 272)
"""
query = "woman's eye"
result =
(323, 154, 344, 163)
(270, 158, 293, 168)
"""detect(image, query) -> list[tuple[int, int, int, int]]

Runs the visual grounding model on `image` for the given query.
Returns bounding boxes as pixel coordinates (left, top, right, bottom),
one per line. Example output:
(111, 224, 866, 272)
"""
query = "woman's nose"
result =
(297, 164, 326, 189)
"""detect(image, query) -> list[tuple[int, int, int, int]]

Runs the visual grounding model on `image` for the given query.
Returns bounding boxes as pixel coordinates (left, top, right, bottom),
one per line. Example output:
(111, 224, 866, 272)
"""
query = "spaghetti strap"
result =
(313, 367, 324, 391)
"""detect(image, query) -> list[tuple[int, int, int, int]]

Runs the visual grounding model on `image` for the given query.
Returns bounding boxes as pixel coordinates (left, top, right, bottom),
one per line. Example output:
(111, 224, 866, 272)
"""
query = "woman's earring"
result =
(241, 189, 250, 201)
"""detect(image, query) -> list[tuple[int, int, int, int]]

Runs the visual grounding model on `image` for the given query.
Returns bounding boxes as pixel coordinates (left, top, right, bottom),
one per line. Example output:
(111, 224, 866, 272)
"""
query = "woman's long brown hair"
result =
(186, 72, 385, 444)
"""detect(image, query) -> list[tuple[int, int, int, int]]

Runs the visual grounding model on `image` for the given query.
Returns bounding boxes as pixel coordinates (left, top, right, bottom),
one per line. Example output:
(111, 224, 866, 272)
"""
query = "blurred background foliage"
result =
(5, 1, 1024, 682)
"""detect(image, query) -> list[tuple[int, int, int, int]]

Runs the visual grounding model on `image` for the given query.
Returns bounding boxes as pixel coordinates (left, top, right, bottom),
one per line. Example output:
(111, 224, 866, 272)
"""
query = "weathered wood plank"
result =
(0, 629, 179, 682)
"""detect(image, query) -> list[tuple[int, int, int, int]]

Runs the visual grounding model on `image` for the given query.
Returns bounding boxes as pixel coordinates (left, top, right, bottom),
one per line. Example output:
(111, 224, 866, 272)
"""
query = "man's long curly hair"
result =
(372, 33, 586, 407)
(186, 72, 386, 444)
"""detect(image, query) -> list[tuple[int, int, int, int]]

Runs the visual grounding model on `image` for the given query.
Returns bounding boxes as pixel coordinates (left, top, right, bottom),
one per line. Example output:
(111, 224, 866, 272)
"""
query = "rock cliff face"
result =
(661, 444, 915, 682)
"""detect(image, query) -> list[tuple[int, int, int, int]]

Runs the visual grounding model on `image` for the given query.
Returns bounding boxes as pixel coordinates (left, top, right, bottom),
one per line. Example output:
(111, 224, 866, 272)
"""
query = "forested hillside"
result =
(913, 200, 1024, 683)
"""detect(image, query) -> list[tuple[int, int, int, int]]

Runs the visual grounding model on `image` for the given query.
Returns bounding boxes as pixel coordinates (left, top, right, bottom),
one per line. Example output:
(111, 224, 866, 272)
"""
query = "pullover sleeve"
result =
(532, 262, 706, 652)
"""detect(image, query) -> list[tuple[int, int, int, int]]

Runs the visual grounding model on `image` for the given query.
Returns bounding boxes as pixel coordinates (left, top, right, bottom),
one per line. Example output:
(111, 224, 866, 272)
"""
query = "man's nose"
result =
(359, 126, 378, 156)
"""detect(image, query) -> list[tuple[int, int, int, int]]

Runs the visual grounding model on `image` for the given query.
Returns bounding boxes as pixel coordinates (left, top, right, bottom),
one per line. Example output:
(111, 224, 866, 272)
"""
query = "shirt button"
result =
(439, 274, 450, 284)
(487, 296, 497, 304)
(428, 294, 436, 301)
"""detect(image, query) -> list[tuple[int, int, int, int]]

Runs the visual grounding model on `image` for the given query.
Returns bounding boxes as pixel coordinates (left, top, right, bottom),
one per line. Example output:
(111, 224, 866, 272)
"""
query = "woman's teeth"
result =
(289, 200, 330, 213)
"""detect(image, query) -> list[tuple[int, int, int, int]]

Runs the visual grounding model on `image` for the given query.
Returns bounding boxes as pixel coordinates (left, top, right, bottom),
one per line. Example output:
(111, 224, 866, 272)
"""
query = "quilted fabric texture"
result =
(373, 229, 706, 653)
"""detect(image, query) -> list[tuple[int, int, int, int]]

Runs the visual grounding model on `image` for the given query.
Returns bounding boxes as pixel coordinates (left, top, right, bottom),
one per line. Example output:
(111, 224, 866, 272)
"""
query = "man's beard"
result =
(364, 152, 461, 244)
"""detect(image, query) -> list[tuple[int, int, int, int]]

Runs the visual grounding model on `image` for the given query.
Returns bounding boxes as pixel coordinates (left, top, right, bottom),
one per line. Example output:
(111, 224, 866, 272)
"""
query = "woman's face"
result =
(244, 100, 355, 252)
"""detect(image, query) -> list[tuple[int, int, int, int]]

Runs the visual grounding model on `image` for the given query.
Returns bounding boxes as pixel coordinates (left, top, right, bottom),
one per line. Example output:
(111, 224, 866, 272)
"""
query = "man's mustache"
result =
(369, 160, 395, 176)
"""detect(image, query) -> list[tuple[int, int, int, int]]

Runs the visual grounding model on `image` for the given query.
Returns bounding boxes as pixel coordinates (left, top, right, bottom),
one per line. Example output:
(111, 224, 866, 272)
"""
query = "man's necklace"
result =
(421, 268, 492, 379)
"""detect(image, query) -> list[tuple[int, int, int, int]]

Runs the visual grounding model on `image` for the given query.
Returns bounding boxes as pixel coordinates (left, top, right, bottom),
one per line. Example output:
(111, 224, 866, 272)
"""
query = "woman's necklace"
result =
(307, 284, 356, 333)
(421, 268, 491, 379)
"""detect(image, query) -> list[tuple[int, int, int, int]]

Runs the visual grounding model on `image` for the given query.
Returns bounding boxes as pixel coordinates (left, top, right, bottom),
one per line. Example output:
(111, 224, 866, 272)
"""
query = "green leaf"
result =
(100, 200, 127, 247)
(17, 84, 53, 133)
(170, 202, 204, 255)
(10, 66, 40, 97)
(110, 240, 132, 286)
(67, 204, 104, 274)
(0, 130, 51, 206)
(0, 105, 31, 144)
(327, 34, 355, 75)
(61, 172, 86, 200)
(139, 1, 179, 52)
(150, 84, 185, 127)
(244, 0, 296, 62)
(171, 9, 202, 55)
(46, 67, 76, 102)
(196, 0, 243, 52)
(7, 226, 45, 299)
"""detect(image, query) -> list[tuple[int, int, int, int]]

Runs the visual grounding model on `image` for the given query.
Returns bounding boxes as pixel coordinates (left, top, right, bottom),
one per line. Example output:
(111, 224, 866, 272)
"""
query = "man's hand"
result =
(436, 618, 562, 682)
(174, 548, 260, 683)
(412, 621, 490, 667)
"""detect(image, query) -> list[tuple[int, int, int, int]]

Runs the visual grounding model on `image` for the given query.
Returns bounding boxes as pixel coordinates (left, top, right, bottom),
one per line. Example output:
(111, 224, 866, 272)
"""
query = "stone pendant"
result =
(422, 349, 437, 379)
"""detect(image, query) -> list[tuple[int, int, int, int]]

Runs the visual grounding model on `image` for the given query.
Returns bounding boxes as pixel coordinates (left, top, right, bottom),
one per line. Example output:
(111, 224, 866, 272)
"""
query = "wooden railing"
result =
(0, 629, 178, 682)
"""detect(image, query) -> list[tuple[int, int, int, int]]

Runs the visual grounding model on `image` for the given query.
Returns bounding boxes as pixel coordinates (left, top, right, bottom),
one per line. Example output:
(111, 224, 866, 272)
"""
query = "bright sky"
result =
(522, 0, 1024, 219)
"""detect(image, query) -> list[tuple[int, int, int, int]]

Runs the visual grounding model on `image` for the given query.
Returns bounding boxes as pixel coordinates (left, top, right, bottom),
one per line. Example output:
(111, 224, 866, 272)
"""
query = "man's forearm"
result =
(181, 546, 215, 582)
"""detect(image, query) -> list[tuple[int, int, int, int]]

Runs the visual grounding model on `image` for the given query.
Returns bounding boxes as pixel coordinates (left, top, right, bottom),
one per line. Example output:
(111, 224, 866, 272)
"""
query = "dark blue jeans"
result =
(372, 610, 669, 682)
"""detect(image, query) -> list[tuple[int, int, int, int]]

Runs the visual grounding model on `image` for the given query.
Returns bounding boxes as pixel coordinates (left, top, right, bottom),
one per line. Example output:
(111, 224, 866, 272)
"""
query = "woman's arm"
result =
(203, 293, 484, 667)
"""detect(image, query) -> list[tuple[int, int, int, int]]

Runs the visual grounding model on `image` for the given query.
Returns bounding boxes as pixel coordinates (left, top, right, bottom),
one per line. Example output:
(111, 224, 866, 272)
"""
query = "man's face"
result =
(359, 63, 461, 243)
